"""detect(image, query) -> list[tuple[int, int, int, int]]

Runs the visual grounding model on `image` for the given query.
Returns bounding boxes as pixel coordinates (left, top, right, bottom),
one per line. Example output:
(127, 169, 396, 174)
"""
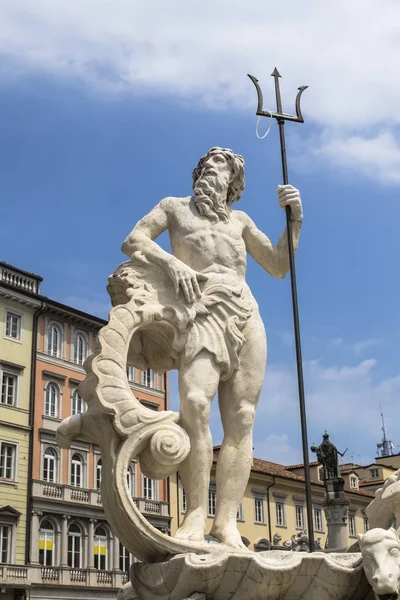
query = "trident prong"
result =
(247, 72, 308, 123)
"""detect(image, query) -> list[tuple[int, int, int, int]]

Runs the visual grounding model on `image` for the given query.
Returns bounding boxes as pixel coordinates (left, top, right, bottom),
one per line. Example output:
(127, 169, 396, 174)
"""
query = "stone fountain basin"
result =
(130, 550, 374, 600)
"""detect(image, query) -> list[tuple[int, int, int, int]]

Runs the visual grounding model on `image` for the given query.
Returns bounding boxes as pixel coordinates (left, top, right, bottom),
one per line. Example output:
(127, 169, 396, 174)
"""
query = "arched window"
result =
(67, 523, 82, 568)
(70, 453, 83, 487)
(126, 463, 136, 496)
(94, 525, 108, 570)
(43, 447, 57, 482)
(71, 390, 85, 415)
(73, 333, 87, 365)
(47, 324, 62, 358)
(96, 458, 102, 490)
(39, 519, 54, 566)
(45, 383, 60, 418)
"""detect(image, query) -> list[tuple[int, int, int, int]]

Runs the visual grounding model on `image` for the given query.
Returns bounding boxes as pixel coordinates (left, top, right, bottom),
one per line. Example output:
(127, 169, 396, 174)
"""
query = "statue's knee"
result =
(232, 404, 256, 434)
(181, 393, 211, 428)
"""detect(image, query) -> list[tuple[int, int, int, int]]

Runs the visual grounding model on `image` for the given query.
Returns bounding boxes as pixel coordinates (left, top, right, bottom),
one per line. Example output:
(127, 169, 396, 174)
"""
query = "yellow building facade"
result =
(170, 450, 374, 550)
(0, 263, 42, 569)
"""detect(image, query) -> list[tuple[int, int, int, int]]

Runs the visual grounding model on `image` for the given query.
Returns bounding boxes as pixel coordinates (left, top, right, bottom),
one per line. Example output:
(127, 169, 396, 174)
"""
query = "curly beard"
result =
(193, 170, 231, 222)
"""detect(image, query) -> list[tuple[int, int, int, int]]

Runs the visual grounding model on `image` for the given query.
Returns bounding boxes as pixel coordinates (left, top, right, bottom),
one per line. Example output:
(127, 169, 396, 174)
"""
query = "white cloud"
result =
(1, 1, 400, 181)
(254, 356, 400, 463)
(353, 339, 380, 355)
(330, 337, 343, 347)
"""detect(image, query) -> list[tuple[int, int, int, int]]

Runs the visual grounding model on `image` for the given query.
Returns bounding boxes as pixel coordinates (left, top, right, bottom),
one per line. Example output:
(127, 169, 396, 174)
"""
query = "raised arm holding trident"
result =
(121, 146, 302, 549)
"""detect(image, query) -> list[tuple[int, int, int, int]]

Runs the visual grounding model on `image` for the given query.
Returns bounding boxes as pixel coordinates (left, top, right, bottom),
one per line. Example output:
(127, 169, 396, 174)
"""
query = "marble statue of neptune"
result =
(121, 147, 303, 549)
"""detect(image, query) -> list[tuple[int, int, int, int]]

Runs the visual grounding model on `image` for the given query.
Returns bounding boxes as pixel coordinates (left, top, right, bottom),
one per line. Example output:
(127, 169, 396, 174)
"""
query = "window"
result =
(126, 367, 137, 383)
(141, 368, 155, 388)
(208, 487, 216, 516)
(47, 324, 62, 357)
(318, 467, 324, 482)
(370, 468, 379, 479)
(276, 501, 286, 527)
(70, 453, 83, 487)
(72, 390, 85, 415)
(43, 447, 57, 483)
(0, 442, 16, 480)
(96, 459, 102, 490)
(5, 311, 21, 341)
(119, 542, 132, 573)
(73, 333, 87, 365)
(363, 516, 369, 533)
(39, 519, 54, 566)
(237, 502, 244, 521)
(1, 372, 17, 406)
(67, 523, 82, 568)
(254, 497, 265, 523)
(349, 513, 356, 537)
(314, 508, 323, 532)
(94, 526, 107, 570)
(295, 505, 304, 529)
(0, 525, 10, 563)
(350, 476, 358, 488)
(182, 487, 187, 513)
(45, 383, 60, 418)
(127, 463, 136, 496)
(143, 476, 157, 500)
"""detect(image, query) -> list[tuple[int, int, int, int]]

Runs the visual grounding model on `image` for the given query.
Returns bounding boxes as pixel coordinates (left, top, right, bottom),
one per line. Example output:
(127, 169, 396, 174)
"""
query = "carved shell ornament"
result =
(57, 255, 246, 562)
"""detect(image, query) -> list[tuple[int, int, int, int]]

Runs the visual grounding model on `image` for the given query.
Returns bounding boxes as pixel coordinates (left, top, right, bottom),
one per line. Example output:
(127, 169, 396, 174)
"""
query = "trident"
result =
(248, 69, 315, 552)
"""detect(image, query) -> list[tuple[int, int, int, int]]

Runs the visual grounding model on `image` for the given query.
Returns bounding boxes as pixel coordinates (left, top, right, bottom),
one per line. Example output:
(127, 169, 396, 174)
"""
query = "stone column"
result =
(113, 535, 119, 570)
(88, 518, 95, 568)
(30, 510, 41, 564)
(61, 514, 69, 566)
(323, 479, 349, 550)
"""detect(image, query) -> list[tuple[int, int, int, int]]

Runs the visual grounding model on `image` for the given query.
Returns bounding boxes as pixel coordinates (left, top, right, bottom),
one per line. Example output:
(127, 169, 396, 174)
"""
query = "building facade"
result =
(0, 264, 42, 580)
(0, 263, 169, 600)
(170, 449, 374, 551)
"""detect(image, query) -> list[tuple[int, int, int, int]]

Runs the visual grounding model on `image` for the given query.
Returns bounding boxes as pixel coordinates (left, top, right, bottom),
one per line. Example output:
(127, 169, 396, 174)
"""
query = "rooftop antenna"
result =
(376, 402, 394, 457)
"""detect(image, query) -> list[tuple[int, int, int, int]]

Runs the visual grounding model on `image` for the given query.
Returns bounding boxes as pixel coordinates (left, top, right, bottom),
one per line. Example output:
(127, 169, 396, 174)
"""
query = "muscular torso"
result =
(166, 196, 247, 280)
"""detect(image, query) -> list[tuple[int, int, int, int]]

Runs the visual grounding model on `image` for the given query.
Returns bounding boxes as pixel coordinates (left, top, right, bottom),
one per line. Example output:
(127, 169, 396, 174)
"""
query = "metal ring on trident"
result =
(247, 69, 316, 551)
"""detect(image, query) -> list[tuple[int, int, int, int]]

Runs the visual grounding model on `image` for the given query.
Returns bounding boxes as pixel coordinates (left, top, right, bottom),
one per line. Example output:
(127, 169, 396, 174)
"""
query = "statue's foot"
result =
(210, 523, 250, 551)
(175, 510, 206, 543)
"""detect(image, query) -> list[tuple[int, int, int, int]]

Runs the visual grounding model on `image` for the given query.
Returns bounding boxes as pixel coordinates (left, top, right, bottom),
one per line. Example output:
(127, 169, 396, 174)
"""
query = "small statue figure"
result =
(311, 432, 346, 481)
(273, 532, 283, 546)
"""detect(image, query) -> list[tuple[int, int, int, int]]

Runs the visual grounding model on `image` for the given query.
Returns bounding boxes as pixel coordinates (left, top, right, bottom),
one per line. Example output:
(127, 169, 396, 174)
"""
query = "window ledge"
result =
(275, 524, 287, 529)
(0, 479, 18, 487)
(3, 336, 22, 344)
(254, 521, 267, 526)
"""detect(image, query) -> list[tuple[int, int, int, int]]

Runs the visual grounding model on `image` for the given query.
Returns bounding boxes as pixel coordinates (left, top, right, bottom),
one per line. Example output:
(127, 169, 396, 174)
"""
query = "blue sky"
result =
(1, 0, 400, 465)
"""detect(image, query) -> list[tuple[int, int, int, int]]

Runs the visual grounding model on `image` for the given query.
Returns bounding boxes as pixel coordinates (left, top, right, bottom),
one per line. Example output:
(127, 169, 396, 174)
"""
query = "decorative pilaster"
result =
(30, 510, 42, 564)
(88, 518, 96, 568)
(113, 534, 119, 570)
(61, 514, 69, 566)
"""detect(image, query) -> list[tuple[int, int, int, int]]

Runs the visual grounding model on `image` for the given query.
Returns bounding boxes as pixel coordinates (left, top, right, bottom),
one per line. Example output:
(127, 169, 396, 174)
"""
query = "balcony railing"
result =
(32, 480, 170, 516)
(0, 565, 127, 588)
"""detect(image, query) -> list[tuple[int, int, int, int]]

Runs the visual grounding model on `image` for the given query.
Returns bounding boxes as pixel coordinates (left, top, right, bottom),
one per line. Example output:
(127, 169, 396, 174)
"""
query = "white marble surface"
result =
(359, 527, 400, 599)
(126, 550, 373, 600)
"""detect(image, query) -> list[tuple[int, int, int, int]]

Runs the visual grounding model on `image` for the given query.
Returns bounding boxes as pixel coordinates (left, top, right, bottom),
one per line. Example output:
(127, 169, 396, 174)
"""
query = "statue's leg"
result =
(175, 350, 221, 542)
(210, 315, 267, 549)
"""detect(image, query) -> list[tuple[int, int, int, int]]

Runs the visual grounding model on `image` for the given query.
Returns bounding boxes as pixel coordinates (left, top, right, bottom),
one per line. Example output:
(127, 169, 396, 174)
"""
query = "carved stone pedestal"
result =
(324, 479, 350, 550)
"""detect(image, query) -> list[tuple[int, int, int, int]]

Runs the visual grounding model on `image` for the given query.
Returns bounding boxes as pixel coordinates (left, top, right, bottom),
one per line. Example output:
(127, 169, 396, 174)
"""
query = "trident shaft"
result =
(248, 69, 315, 553)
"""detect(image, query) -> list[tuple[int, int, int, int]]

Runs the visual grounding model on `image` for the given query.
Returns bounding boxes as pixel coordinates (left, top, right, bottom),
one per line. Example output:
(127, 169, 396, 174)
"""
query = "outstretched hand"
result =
(277, 185, 303, 222)
(166, 259, 207, 304)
